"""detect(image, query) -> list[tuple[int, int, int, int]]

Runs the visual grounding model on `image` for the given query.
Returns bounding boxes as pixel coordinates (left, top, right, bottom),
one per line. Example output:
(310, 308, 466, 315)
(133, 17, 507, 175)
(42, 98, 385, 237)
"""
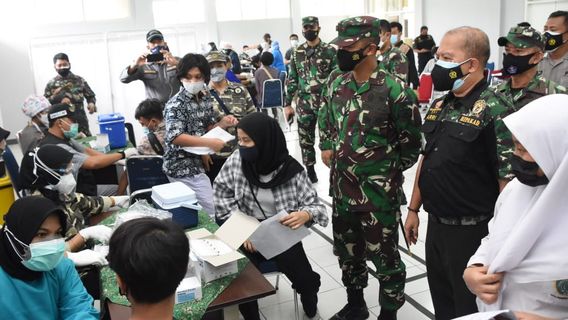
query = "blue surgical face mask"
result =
(4, 227, 65, 272)
(390, 34, 398, 44)
(62, 121, 79, 139)
(142, 127, 150, 135)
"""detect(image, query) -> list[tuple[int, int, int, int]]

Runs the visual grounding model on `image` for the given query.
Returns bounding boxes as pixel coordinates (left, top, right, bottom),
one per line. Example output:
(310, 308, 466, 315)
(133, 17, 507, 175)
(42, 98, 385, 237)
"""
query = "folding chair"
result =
(261, 79, 290, 132)
(125, 155, 169, 195)
(258, 260, 300, 320)
(2, 146, 26, 198)
(124, 122, 137, 147)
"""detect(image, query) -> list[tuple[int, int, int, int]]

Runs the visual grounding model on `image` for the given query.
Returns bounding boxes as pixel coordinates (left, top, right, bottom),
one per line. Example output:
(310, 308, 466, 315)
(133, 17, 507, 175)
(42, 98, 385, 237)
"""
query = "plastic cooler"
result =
(98, 113, 127, 149)
(0, 175, 15, 224)
(151, 182, 200, 228)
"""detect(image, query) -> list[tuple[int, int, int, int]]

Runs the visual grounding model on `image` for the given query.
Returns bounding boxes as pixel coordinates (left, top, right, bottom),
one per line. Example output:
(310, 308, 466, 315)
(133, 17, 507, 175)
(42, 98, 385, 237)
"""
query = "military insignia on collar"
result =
(472, 100, 486, 116)
(235, 88, 242, 94)
(555, 280, 568, 297)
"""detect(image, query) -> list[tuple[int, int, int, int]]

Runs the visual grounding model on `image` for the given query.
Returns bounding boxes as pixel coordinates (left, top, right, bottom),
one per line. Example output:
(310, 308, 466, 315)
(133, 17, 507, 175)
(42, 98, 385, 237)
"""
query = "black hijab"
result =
(238, 112, 304, 188)
(0, 196, 67, 281)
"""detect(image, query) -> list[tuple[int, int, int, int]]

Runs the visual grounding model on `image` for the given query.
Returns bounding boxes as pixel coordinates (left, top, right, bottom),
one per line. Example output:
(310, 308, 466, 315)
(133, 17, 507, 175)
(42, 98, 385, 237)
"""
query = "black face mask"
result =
(511, 154, 549, 187)
(502, 52, 538, 75)
(430, 60, 469, 91)
(56, 67, 70, 77)
(544, 31, 567, 52)
(239, 146, 259, 162)
(337, 46, 369, 72)
(303, 30, 319, 42)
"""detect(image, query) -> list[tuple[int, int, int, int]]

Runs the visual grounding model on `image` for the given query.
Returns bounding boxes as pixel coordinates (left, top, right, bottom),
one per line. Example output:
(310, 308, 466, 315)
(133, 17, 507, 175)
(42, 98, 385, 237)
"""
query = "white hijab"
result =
(479, 94, 568, 309)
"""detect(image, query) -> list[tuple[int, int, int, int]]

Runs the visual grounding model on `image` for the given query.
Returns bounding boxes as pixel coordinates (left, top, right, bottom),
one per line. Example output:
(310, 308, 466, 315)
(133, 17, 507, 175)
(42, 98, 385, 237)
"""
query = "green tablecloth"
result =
(76, 136, 133, 153)
(99, 211, 248, 319)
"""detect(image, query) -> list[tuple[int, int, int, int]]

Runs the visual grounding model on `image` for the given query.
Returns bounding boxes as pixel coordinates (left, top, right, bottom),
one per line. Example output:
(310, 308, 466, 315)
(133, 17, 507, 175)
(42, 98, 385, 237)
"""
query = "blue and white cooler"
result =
(151, 182, 201, 228)
(98, 113, 127, 149)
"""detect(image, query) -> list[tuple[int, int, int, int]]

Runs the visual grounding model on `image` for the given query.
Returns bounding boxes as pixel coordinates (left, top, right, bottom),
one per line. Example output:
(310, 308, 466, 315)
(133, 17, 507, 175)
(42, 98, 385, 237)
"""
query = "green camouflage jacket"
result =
(379, 46, 408, 83)
(286, 41, 337, 105)
(44, 72, 96, 107)
(318, 65, 422, 212)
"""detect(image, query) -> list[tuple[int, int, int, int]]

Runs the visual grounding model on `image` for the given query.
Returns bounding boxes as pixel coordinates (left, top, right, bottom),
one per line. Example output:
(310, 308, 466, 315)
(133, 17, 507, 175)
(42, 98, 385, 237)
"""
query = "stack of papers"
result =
(183, 127, 235, 155)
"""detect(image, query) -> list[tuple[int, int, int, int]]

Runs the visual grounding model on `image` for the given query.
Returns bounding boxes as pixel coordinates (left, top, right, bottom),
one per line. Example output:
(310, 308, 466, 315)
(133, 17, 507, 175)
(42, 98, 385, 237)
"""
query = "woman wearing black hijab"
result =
(0, 196, 98, 319)
(214, 112, 329, 320)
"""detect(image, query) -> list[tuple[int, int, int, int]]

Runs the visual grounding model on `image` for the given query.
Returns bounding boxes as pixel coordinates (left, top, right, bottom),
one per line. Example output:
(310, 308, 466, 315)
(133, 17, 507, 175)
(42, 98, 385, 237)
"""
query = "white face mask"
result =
(39, 114, 49, 127)
(182, 81, 205, 95)
(55, 173, 77, 194)
(291, 39, 299, 48)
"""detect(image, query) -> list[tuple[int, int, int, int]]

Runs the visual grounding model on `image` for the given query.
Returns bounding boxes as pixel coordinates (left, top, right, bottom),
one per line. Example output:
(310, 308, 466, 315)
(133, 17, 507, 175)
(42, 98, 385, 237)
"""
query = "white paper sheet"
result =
(248, 211, 310, 260)
(190, 238, 233, 257)
(453, 310, 517, 320)
(183, 127, 235, 155)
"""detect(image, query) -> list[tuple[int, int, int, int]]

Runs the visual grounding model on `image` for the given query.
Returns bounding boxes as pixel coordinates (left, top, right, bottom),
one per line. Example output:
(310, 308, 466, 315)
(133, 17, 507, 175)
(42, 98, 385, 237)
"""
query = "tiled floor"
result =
(6, 111, 435, 320)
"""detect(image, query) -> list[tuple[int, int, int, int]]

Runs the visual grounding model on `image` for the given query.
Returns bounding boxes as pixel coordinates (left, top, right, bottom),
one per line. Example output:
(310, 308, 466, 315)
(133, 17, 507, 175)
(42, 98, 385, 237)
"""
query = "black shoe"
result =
(377, 309, 397, 320)
(329, 303, 369, 320)
(307, 166, 318, 183)
(300, 291, 318, 318)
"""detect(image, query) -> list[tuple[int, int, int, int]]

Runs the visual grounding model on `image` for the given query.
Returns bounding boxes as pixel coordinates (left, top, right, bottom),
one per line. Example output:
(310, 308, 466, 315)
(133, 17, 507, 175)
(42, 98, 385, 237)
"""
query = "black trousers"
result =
(238, 242, 321, 320)
(425, 216, 488, 320)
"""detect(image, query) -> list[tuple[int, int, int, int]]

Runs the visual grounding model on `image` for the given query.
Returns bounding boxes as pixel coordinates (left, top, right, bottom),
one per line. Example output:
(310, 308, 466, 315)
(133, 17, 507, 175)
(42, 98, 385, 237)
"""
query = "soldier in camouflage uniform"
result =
(286, 16, 337, 183)
(403, 27, 516, 319)
(319, 16, 422, 320)
(377, 19, 409, 82)
(205, 51, 256, 182)
(44, 53, 97, 136)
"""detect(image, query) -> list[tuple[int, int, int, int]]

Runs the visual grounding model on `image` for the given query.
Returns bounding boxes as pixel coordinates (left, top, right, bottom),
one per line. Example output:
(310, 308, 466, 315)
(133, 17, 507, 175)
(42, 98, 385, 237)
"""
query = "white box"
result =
(175, 276, 202, 304)
(186, 210, 260, 283)
(152, 182, 197, 207)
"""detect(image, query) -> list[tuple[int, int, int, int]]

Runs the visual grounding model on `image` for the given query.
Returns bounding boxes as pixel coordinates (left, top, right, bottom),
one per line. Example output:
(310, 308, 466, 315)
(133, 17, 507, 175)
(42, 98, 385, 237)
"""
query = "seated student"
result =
(253, 52, 280, 104)
(464, 95, 568, 319)
(134, 99, 166, 155)
(0, 196, 99, 319)
(206, 51, 256, 182)
(20, 95, 51, 153)
(214, 112, 328, 320)
(30, 145, 128, 260)
(108, 217, 189, 320)
(19, 103, 138, 196)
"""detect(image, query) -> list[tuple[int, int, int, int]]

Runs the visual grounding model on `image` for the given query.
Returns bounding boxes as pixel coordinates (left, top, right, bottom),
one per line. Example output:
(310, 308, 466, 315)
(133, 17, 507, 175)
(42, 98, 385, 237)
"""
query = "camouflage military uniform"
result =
(137, 122, 166, 155)
(287, 16, 337, 166)
(319, 17, 422, 312)
(379, 46, 409, 82)
(44, 72, 96, 136)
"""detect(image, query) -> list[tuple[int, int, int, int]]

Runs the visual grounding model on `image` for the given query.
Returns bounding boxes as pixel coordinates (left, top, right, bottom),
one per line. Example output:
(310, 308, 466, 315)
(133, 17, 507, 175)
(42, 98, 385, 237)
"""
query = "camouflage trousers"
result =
(332, 206, 406, 311)
(296, 94, 321, 166)
(74, 106, 92, 136)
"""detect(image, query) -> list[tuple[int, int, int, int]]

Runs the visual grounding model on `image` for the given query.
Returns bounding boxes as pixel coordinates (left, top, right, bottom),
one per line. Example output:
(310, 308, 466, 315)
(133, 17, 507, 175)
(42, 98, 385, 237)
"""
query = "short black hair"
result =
(264, 33, 271, 39)
(135, 99, 164, 121)
(53, 53, 69, 64)
(243, 45, 249, 49)
(260, 51, 274, 66)
(390, 21, 403, 33)
(176, 53, 210, 83)
(517, 22, 531, 27)
(108, 218, 189, 304)
(420, 26, 428, 31)
(549, 10, 568, 28)
(379, 19, 391, 34)
(289, 34, 299, 39)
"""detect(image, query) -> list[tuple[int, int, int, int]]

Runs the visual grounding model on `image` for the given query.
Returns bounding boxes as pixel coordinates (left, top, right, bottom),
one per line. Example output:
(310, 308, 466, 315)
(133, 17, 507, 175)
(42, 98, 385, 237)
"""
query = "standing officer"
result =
(413, 26, 436, 74)
(404, 27, 516, 320)
(494, 25, 566, 112)
(540, 10, 568, 87)
(377, 19, 409, 82)
(285, 16, 337, 183)
(44, 53, 97, 136)
(319, 16, 422, 320)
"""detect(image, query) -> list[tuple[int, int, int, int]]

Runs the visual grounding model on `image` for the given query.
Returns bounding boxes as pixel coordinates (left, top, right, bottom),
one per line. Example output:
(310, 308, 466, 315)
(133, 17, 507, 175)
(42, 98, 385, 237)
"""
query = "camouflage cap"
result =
(302, 16, 319, 26)
(497, 26, 545, 50)
(331, 16, 380, 47)
(205, 51, 228, 64)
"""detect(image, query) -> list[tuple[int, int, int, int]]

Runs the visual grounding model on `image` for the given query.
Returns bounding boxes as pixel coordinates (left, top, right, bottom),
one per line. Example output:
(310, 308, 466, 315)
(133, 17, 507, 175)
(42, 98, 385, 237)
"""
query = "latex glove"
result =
(67, 249, 108, 267)
(112, 196, 130, 208)
(123, 148, 138, 158)
(79, 225, 113, 243)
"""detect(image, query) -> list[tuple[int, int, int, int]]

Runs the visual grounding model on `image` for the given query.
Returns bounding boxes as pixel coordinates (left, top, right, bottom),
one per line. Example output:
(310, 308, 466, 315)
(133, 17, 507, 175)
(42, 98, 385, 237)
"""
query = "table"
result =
(100, 211, 276, 319)
(76, 136, 133, 153)
(75, 136, 133, 185)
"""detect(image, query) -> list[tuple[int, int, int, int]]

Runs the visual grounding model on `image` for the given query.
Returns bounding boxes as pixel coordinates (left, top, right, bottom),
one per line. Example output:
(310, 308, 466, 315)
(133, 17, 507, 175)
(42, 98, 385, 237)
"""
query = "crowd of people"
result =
(0, 8, 567, 320)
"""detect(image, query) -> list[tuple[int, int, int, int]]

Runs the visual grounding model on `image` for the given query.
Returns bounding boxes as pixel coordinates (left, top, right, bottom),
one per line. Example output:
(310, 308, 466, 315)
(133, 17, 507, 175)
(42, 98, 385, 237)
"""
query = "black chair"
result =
(126, 155, 169, 194)
(3, 146, 25, 198)
(124, 122, 136, 147)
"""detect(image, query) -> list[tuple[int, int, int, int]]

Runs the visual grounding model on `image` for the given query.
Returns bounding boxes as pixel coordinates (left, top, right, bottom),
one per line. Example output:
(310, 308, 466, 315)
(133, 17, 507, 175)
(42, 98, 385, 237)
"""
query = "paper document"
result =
(453, 310, 517, 320)
(190, 238, 233, 257)
(183, 127, 235, 155)
(248, 211, 310, 260)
